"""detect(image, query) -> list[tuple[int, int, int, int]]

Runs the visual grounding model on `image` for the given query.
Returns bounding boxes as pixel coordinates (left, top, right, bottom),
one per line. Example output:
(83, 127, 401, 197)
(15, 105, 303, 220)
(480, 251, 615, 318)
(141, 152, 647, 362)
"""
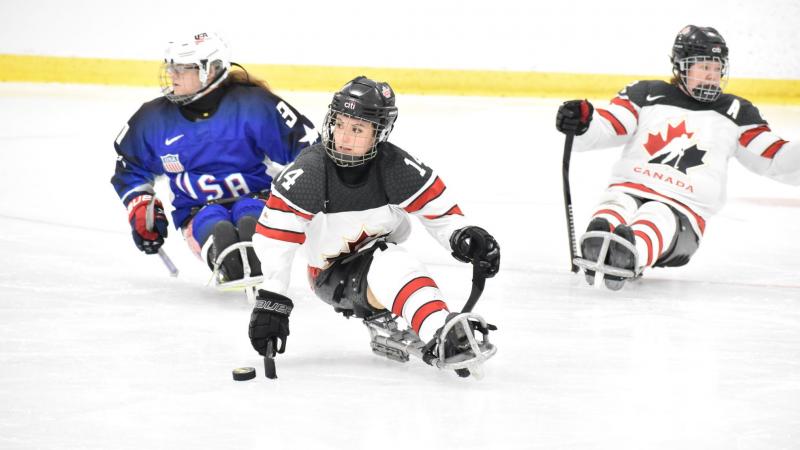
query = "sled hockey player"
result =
(556, 25, 799, 290)
(247, 76, 501, 377)
(111, 32, 317, 287)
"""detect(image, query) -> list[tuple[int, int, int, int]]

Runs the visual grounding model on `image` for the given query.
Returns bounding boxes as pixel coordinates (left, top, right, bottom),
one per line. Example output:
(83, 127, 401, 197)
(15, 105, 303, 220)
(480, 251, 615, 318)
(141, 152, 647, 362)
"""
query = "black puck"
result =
(232, 367, 256, 381)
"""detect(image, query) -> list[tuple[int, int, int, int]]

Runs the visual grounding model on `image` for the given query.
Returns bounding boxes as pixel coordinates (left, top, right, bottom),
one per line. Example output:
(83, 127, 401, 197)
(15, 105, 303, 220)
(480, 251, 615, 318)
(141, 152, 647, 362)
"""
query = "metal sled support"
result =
(364, 313, 425, 363)
(207, 242, 263, 304)
(363, 312, 496, 373)
(431, 313, 497, 371)
(573, 230, 641, 283)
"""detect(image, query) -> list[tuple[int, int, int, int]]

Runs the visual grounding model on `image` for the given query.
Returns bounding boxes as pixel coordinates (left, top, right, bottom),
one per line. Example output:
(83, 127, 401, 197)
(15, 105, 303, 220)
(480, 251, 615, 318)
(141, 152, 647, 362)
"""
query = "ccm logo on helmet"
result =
(343, 101, 356, 110)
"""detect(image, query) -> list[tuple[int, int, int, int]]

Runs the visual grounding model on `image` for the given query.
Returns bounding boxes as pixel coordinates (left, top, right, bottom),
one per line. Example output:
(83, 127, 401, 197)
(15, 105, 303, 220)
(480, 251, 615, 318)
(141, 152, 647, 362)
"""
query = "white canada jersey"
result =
(251, 143, 467, 294)
(575, 80, 799, 235)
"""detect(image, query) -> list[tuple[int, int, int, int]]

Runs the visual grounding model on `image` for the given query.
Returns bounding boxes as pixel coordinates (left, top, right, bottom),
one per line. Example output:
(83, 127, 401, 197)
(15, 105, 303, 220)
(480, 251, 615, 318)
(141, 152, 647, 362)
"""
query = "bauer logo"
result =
(194, 33, 208, 42)
(160, 154, 185, 173)
(343, 101, 356, 110)
(255, 300, 292, 315)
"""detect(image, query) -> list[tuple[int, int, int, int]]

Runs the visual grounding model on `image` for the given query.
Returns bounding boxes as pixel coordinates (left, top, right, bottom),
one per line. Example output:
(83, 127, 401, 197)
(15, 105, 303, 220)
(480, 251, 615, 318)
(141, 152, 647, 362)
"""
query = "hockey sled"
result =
(207, 242, 263, 304)
(573, 230, 642, 289)
(364, 311, 496, 376)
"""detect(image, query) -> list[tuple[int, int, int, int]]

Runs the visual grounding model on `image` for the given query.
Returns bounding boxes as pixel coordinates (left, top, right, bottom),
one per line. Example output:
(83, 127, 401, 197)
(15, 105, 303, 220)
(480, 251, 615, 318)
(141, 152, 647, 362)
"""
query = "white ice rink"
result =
(1, 83, 799, 450)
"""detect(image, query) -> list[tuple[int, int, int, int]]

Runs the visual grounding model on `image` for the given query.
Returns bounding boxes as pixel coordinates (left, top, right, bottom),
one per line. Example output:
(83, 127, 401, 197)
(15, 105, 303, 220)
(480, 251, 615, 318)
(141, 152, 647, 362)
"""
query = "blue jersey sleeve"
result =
(110, 102, 164, 204)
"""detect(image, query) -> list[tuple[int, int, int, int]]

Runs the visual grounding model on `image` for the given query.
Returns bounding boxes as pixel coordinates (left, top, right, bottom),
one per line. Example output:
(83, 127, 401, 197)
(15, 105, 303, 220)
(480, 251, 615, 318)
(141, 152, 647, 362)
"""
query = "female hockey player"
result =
(111, 32, 317, 284)
(247, 76, 501, 377)
(555, 25, 799, 290)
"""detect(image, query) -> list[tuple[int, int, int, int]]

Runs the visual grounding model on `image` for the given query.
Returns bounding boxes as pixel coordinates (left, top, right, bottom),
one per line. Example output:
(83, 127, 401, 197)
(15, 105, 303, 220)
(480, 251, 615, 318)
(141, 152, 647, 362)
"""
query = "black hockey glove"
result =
(126, 194, 169, 254)
(249, 290, 293, 355)
(450, 226, 500, 278)
(555, 99, 594, 136)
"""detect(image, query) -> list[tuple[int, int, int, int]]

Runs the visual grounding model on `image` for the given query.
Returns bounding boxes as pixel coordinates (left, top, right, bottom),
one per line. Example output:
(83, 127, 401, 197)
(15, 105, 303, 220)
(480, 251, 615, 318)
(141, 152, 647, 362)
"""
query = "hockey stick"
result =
(562, 133, 579, 273)
(264, 340, 277, 379)
(146, 197, 179, 277)
(461, 260, 488, 313)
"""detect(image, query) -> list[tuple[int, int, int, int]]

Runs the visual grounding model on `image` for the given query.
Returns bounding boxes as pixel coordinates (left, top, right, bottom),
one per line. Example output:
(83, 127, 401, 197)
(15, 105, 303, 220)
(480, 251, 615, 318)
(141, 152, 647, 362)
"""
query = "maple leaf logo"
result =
(323, 229, 387, 263)
(642, 120, 706, 174)
(643, 121, 694, 156)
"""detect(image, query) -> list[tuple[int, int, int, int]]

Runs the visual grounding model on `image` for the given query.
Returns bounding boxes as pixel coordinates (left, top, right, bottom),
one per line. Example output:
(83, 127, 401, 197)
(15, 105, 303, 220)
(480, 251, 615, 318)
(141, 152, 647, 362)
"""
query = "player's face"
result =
(168, 64, 203, 95)
(685, 60, 723, 91)
(333, 115, 376, 156)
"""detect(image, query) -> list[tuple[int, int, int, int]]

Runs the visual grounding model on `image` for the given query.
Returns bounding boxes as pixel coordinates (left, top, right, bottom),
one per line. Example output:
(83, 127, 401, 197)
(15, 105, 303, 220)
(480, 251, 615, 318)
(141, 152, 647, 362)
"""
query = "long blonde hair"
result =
(224, 66, 272, 93)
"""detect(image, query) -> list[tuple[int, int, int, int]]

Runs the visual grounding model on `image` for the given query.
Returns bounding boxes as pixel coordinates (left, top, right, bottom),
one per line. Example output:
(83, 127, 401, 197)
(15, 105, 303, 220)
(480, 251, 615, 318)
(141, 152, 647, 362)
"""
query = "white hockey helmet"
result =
(159, 32, 232, 105)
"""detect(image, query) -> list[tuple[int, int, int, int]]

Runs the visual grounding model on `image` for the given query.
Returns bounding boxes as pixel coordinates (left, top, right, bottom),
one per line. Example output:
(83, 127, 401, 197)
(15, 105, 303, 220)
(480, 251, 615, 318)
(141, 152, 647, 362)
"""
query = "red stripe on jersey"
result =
(609, 182, 706, 234)
(411, 300, 449, 333)
(597, 108, 627, 135)
(739, 125, 770, 147)
(761, 140, 788, 159)
(255, 223, 306, 244)
(611, 97, 638, 121)
(405, 177, 446, 213)
(307, 265, 322, 288)
(423, 204, 464, 220)
(266, 194, 313, 220)
(593, 208, 626, 225)
(632, 220, 663, 258)
(392, 277, 438, 316)
(633, 230, 653, 266)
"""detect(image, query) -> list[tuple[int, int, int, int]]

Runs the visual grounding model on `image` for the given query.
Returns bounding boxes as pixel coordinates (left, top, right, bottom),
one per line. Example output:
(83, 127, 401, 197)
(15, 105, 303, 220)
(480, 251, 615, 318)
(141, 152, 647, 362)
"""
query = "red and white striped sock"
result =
(590, 190, 638, 230)
(367, 245, 450, 342)
(629, 202, 677, 269)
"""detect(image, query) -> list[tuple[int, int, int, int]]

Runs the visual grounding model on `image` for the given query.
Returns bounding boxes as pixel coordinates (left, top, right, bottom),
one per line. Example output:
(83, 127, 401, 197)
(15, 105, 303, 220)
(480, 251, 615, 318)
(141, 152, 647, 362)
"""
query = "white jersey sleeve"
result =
(399, 173, 468, 251)
(573, 82, 645, 152)
(252, 190, 312, 294)
(734, 122, 800, 185)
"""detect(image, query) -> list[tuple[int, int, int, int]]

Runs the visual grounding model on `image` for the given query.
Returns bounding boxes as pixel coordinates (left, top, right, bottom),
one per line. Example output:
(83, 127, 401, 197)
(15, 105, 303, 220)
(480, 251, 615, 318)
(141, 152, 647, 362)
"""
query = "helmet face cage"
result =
(322, 77, 398, 167)
(675, 55, 730, 102)
(322, 110, 387, 167)
(159, 32, 231, 106)
(671, 25, 729, 103)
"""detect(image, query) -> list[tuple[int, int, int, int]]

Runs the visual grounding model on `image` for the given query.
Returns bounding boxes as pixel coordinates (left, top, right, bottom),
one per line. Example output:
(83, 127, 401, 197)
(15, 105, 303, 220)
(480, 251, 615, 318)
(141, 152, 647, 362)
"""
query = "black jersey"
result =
(251, 143, 467, 294)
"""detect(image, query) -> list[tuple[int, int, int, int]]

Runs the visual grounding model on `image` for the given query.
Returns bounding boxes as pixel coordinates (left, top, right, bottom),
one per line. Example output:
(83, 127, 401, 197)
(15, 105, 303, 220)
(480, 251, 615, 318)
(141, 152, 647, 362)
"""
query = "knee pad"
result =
(312, 247, 381, 318)
(190, 204, 232, 245)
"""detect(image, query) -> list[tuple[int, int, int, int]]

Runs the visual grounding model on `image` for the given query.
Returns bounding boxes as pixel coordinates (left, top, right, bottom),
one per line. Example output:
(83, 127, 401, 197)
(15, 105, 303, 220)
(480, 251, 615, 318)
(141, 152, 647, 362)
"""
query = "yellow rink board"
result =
(2, 54, 798, 105)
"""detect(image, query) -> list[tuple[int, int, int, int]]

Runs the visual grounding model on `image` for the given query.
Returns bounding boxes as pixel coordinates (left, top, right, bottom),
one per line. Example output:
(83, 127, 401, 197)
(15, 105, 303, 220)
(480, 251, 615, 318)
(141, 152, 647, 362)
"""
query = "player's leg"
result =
(581, 191, 639, 284)
(231, 197, 267, 277)
(367, 244, 495, 376)
(184, 204, 243, 281)
(627, 200, 680, 271)
(652, 209, 700, 268)
(366, 244, 450, 343)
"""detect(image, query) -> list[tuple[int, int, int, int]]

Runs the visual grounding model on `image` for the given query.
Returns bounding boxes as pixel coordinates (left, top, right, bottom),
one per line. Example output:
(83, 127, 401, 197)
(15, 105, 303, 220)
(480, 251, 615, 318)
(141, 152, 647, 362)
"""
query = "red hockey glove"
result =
(127, 194, 169, 254)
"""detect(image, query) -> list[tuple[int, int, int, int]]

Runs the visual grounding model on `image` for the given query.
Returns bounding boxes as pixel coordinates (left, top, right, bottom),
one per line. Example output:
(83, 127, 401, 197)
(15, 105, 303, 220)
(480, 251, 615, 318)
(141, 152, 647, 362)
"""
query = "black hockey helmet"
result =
(322, 76, 399, 167)
(670, 25, 729, 102)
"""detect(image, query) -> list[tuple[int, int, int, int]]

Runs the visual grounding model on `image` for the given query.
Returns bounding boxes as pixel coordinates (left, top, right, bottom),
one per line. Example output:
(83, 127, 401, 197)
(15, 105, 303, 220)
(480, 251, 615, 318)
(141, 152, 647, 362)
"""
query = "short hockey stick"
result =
(146, 197, 179, 277)
(562, 133, 579, 273)
(264, 340, 277, 379)
(461, 259, 488, 313)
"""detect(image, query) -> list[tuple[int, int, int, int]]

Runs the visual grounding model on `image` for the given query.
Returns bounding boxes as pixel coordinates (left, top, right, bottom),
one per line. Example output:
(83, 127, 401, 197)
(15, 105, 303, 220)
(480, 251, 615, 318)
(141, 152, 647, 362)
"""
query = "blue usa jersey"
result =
(111, 83, 318, 228)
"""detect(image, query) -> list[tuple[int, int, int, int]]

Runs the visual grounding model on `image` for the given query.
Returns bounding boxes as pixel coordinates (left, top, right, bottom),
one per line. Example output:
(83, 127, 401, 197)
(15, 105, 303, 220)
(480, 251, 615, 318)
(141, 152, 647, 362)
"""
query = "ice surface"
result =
(1, 83, 799, 450)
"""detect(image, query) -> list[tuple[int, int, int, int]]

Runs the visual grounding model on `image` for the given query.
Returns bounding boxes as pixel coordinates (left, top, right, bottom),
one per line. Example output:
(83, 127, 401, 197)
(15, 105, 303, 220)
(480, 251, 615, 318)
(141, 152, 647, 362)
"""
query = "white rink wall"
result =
(0, 0, 798, 79)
